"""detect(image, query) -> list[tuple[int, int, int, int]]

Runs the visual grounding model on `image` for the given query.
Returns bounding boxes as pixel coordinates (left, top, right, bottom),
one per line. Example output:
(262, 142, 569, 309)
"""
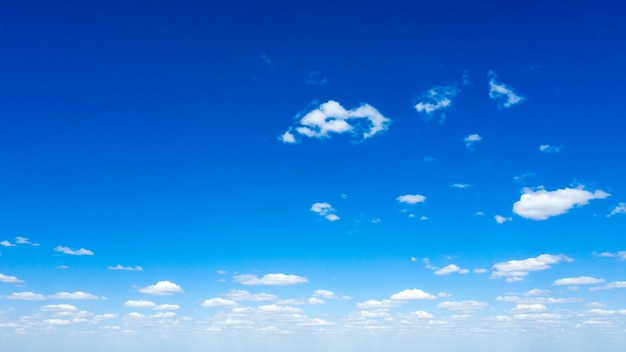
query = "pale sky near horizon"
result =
(1, 1, 626, 351)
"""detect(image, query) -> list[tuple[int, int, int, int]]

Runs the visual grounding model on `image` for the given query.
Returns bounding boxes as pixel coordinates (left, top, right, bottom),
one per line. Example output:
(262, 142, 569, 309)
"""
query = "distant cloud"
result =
(0, 273, 23, 284)
(260, 52, 271, 65)
(589, 281, 626, 291)
(434, 264, 469, 275)
(305, 71, 328, 85)
(464, 134, 482, 149)
(513, 172, 535, 183)
(553, 276, 605, 286)
(494, 215, 512, 224)
(510, 304, 547, 313)
(513, 186, 610, 220)
(491, 254, 573, 282)
(396, 194, 426, 204)
(449, 183, 471, 189)
(0, 240, 15, 247)
(138, 281, 183, 295)
(124, 300, 158, 309)
(15, 237, 38, 246)
(313, 289, 338, 299)
(310, 202, 340, 221)
(49, 291, 100, 300)
(437, 300, 487, 311)
(539, 145, 562, 153)
(594, 251, 626, 259)
(225, 290, 277, 302)
(414, 85, 459, 123)
(54, 245, 94, 256)
(282, 100, 390, 143)
(41, 304, 77, 312)
(5, 292, 47, 300)
(234, 273, 308, 286)
(56, 265, 69, 270)
(390, 288, 436, 300)
(202, 298, 238, 307)
(607, 203, 626, 217)
(108, 265, 143, 271)
(488, 71, 525, 108)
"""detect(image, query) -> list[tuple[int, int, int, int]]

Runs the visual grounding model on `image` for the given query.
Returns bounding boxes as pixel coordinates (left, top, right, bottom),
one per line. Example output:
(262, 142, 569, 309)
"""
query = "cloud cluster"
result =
(488, 71, 525, 108)
(414, 85, 459, 122)
(281, 100, 390, 143)
(310, 202, 340, 221)
(512, 186, 610, 220)
(539, 144, 562, 153)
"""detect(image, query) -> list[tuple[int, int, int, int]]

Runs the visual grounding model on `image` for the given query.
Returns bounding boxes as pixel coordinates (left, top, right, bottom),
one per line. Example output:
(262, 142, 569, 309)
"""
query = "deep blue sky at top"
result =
(0, 1, 625, 266)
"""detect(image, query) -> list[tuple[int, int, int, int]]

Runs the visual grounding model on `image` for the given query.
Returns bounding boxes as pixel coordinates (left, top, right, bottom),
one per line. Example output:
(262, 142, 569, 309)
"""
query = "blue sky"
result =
(1, 1, 626, 351)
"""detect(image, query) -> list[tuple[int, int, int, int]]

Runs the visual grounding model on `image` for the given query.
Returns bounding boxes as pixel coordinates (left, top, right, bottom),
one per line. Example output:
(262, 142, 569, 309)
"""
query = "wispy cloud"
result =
(202, 297, 238, 307)
(233, 273, 308, 286)
(494, 215, 512, 224)
(553, 276, 605, 286)
(607, 203, 626, 217)
(589, 281, 626, 291)
(305, 71, 328, 85)
(281, 100, 390, 143)
(491, 254, 573, 282)
(464, 134, 482, 150)
(414, 85, 459, 123)
(310, 202, 340, 221)
(449, 183, 471, 189)
(260, 52, 271, 65)
(138, 281, 183, 295)
(0, 240, 15, 247)
(108, 265, 143, 271)
(594, 250, 626, 259)
(434, 264, 470, 275)
(396, 194, 426, 204)
(539, 144, 562, 153)
(437, 300, 488, 311)
(513, 186, 610, 220)
(0, 273, 23, 284)
(4, 291, 100, 300)
(54, 246, 94, 256)
(488, 71, 525, 108)
(124, 300, 180, 310)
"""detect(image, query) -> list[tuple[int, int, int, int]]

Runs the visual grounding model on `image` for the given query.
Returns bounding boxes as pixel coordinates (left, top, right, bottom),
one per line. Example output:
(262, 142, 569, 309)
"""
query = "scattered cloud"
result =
(510, 304, 547, 313)
(437, 300, 488, 311)
(310, 202, 340, 221)
(488, 71, 524, 108)
(15, 237, 38, 246)
(305, 71, 328, 85)
(138, 281, 183, 295)
(225, 290, 278, 302)
(607, 203, 626, 217)
(313, 289, 338, 299)
(56, 265, 69, 270)
(234, 273, 308, 286)
(513, 186, 610, 220)
(414, 85, 459, 122)
(449, 183, 471, 189)
(202, 298, 238, 307)
(491, 254, 573, 281)
(594, 251, 626, 259)
(589, 281, 626, 291)
(108, 265, 143, 271)
(539, 145, 562, 153)
(5, 292, 47, 300)
(0, 240, 15, 247)
(49, 291, 100, 300)
(54, 246, 94, 256)
(0, 273, 23, 284)
(413, 310, 435, 319)
(494, 215, 512, 224)
(553, 276, 605, 286)
(282, 100, 390, 143)
(396, 194, 426, 204)
(434, 264, 469, 275)
(390, 289, 436, 300)
(464, 134, 482, 149)
(41, 304, 78, 311)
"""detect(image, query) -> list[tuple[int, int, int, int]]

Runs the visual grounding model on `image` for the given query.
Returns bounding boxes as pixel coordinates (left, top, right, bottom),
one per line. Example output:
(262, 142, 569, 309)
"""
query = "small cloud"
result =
(305, 71, 328, 85)
(225, 290, 278, 302)
(390, 289, 436, 300)
(41, 304, 78, 312)
(607, 203, 626, 217)
(15, 237, 38, 246)
(282, 100, 390, 143)
(553, 276, 605, 286)
(50, 291, 100, 300)
(413, 310, 435, 319)
(0, 240, 15, 247)
(513, 186, 610, 220)
(438, 300, 487, 311)
(280, 131, 296, 144)
(414, 85, 459, 123)
(434, 264, 469, 275)
(54, 245, 94, 256)
(124, 300, 157, 309)
(108, 265, 143, 271)
(539, 145, 562, 153)
(488, 71, 524, 108)
(313, 289, 337, 299)
(234, 273, 308, 286)
(589, 281, 626, 291)
(450, 183, 471, 189)
(260, 52, 271, 65)
(494, 215, 512, 224)
(423, 156, 436, 162)
(491, 254, 573, 281)
(464, 134, 482, 150)
(410, 257, 417, 262)
(419, 215, 429, 221)
(473, 268, 488, 274)
(475, 211, 484, 216)
(513, 172, 535, 183)
(202, 298, 238, 308)
(397, 194, 426, 204)
(310, 202, 340, 221)
(0, 273, 23, 284)
(594, 251, 626, 259)
(5, 292, 47, 300)
(138, 281, 183, 296)
(56, 265, 69, 270)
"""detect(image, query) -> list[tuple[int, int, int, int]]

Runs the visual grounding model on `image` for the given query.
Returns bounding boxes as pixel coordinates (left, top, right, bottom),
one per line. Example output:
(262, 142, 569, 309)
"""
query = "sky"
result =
(1, 1, 626, 351)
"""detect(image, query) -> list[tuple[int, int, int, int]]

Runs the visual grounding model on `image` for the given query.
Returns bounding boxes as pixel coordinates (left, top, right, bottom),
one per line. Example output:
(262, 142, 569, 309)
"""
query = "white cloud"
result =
(525, 289, 550, 296)
(473, 268, 488, 274)
(434, 264, 469, 275)
(15, 237, 38, 246)
(224, 290, 277, 302)
(280, 131, 296, 143)
(510, 304, 547, 313)
(313, 289, 337, 299)
(283, 100, 390, 143)
(356, 299, 398, 309)
(437, 300, 487, 311)
(108, 265, 143, 271)
(150, 312, 176, 319)
(554, 276, 605, 286)
(589, 281, 626, 291)
(414, 85, 459, 122)
(513, 313, 562, 320)
(449, 183, 471, 189)
(5, 292, 47, 300)
(491, 254, 573, 281)
(390, 289, 436, 300)
(257, 304, 302, 314)
(234, 273, 308, 286)
(138, 281, 183, 295)
(0, 273, 23, 284)
(54, 245, 94, 256)
(539, 145, 562, 153)
(310, 202, 340, 221)
(0, 240, 15, 247)
(50, 291, 99, 300)
(464, 134, 482, 149)
(513, 186, 610, 220)
(494, 215, 512, 224)
(594, 250, 626, 259)
(41, 304, 78, 311)
(607, 203, 626, 217)
(46, 319, 71, 326)
(488, 71, 524, 108)
(413, 311, 434, 319)
(202, 298, 238, 307)
(396, 194, 426, 204)
(124, 300, 157, 309)
(56, 265, 69, 270)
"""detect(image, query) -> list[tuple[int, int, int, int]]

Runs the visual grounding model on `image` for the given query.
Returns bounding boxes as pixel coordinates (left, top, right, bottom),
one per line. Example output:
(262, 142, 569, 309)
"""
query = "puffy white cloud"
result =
(202, 298, 238, 307)
(539, 145, 562, 153)
(488, 71, 524, 108)
(310, 202, 340, 221)
(607, 203, 626, 217)
(50, 291, 99, 300)
(123, 300, 157, 309)
(525, 289, 550, 296)
(553, 276, 605, 286)
(414, 85, 459, 122)
(108, 265, 143, 271)
(464, 134, 482, 149)
(396, 194, 426, 204)
(138, 281, 183, 295)
(282, 100, 390, 143)
(589, 281, 626, 291)
(5, 292, 47, 300)
(437, 300, 487, 311)
(313, 289, 337, 299)
(494, 215, 512, 224)
(0, 273, 23, 283)
(434, 264, 469, 275)
(510, 304, 547, 312)
(390, 289, 436, 300)
(234, 273, 308, 286)
(491, 254, 572, 281)
(0, 240, 15, 247)
(54, 245, 94, 256)
(513, 186, 610, 220)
